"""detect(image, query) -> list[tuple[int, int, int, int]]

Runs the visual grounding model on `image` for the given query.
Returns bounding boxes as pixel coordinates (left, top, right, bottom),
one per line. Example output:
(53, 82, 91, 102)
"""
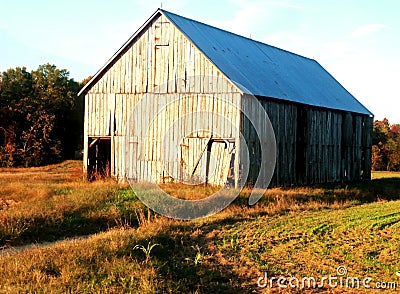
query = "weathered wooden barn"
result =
(78, 9, 373, 187)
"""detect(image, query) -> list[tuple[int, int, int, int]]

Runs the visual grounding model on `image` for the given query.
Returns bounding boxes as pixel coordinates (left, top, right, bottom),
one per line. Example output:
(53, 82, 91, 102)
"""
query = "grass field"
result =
(0, 161, 399, 293)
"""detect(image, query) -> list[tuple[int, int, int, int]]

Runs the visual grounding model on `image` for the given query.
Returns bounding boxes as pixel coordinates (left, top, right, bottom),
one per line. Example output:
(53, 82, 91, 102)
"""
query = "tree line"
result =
(372, 118, 400, 171)
(0, 64, 87, 167)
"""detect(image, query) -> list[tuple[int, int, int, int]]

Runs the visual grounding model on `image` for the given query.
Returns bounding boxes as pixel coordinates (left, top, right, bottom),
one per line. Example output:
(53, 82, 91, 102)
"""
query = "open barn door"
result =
(87, 137, 111, 181)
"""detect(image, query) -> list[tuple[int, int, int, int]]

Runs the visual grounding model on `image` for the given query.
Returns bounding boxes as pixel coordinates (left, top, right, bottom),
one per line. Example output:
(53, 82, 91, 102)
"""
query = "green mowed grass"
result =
(0, 162, 399, 293)
(216, 201, 400, 283)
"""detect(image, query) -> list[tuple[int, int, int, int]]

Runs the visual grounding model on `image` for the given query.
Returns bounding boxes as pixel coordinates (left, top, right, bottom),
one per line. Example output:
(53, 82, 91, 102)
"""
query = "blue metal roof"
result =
(162, 10, 372, 116)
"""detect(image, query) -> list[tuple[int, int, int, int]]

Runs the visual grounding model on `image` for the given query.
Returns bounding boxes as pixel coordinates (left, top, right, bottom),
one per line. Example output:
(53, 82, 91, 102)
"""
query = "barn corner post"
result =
(83, 93, 89, 181)
(361, 115, 374, 180)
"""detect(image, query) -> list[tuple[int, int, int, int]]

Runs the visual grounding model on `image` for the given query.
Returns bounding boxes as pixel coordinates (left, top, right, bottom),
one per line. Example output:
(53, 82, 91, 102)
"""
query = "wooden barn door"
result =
(180, 137, 235, 186)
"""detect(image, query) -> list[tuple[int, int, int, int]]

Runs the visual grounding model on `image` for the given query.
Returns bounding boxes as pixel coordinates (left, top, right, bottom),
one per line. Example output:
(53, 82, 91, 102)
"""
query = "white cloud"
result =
(227, 0, 303, 10)
(266, 32, 308, 43)
(209, 0, 303, 38)
(210, 1, 270, 37)
(319, 40, 356, 61)
(271, 1, 304, 10)
(349, 24, 390, 39)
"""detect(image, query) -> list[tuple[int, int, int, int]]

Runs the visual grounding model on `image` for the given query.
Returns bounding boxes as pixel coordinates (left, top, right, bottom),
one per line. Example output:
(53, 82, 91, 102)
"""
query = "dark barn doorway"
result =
(87, 137, 111, 180)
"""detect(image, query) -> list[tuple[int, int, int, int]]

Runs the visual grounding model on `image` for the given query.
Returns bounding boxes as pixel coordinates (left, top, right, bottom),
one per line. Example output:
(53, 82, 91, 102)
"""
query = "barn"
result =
(78, 9, 373, 188)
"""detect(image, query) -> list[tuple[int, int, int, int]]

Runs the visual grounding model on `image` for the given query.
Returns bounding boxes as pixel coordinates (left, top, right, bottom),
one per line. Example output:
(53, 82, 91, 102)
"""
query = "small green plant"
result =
(194, 250, 202, 265)
(185, 246, 202, 266)
(133, 241, 160, 263)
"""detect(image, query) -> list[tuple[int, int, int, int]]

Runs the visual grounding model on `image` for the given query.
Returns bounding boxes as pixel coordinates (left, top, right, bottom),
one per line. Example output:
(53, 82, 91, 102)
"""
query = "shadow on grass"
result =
(251, 178, 400, 205)
(0, 188, 144, 247)
(14, 214, 126, 246)
(318, 177, 400, 203)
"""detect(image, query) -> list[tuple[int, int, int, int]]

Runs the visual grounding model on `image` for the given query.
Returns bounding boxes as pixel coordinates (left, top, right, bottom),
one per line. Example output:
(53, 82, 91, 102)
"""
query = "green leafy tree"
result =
(0, 67, 33, 138)
(372, 119, 390, 170)
(0, 67, 33, 166)
(372, 119, 400, 171)
(21, 111, 60, 166)
(386, 124, 400, 171)
(31, 64, 82, 159)
(0, 64, 84, 167)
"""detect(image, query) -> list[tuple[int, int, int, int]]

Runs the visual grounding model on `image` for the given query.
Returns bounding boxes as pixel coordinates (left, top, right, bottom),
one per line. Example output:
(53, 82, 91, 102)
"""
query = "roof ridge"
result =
(160, 9, 316, 63)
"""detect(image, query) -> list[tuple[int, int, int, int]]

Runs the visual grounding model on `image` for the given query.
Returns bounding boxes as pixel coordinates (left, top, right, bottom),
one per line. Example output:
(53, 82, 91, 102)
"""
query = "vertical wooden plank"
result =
(168, 24, 175, 93)
(126, 48, 132, 94)
(120, 54, 125, 93)
(135, 38, 141, 94)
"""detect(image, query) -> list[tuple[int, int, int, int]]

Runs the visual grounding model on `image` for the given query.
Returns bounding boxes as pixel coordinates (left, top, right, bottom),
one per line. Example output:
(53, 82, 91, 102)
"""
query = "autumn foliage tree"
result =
(0, 64, 83, 167)
(372, 118, 400, 171)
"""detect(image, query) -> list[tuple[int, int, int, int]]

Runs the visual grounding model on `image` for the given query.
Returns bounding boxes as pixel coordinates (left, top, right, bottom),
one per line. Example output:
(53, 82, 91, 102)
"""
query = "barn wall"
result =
(123, 92, 240, 185)
(83, 13, 242, 185)
(242, 97, 373, 187)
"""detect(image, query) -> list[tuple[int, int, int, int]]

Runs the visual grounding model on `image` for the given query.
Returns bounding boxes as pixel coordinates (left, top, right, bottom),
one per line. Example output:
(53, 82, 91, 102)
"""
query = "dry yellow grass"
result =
(157, 183, 220, 200)
(0, 161, 139, 247)
(372, 171, 400, 179)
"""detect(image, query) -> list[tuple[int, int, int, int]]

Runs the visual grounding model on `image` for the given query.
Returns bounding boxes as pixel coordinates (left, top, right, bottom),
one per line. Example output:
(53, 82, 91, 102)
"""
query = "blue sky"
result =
(1, 0, 399, 122)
